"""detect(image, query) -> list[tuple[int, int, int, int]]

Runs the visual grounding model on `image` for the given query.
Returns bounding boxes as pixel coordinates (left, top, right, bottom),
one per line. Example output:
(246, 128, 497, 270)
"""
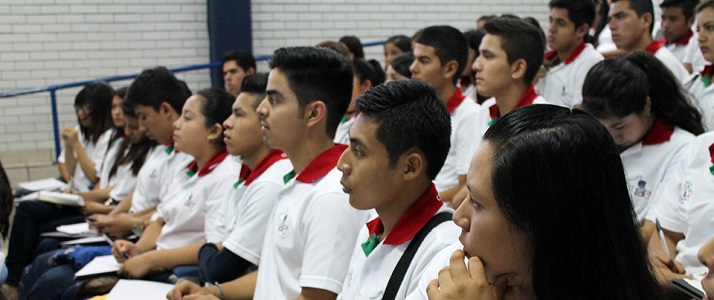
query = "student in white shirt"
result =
(412, 105, 661, 300)
(334, 58, 385, 145)
(538, 0, 604, 108)
(685, 1, 714, 131)
(88, 67, 194, 239)
(336, 79, 460, 300)
(169, 47, 368, 300)
(111, 88, 238, 282)
(581, 51, 704, 224)
(452, 18, 550, 209)
(411, 25, 480, 204)
(643, 131, 714, 298)
(4, 82, 117, 288)
(660, 0, 698, 65)
(609, 0, 689, 81)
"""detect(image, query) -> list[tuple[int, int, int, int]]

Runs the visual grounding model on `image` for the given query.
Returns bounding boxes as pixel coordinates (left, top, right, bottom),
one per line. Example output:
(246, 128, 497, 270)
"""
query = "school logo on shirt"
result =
(149, 169, 158, 179)
(678, 180, 694, 222)
(183, 194, 196, 208)
(277, 213, 289, 235)
(633, 179, 651, 200)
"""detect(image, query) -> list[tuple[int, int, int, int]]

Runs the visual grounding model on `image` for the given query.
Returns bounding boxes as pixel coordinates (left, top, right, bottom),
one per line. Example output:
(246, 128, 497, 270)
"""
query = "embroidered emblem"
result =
(678, 180, 694, 222)
(633, 180, 651, 200)
(183, 194, 195, 208)
(708, 143, 714, 176)
(277, 213, 289, 235)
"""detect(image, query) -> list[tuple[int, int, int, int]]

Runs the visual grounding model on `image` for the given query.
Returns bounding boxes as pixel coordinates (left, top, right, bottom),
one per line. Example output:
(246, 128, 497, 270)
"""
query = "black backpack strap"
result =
(382, 211, 453, 300)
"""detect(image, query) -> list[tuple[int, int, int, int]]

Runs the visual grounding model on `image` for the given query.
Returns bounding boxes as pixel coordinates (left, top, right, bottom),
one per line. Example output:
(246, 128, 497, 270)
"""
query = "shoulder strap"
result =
(382, 211, 453, 300)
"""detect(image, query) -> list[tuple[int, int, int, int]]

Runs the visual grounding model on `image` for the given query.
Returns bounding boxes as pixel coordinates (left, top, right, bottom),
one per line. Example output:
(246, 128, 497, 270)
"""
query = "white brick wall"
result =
(1, 0, 550, 155)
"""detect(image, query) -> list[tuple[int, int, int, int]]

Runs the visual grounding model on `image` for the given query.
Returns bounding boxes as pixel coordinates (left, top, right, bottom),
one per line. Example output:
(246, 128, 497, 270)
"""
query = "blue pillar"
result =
(206, 0, 253, 89)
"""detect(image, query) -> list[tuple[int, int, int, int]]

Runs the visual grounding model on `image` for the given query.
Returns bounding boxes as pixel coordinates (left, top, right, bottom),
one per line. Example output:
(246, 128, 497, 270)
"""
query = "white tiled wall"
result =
(0, 0, 550, 154)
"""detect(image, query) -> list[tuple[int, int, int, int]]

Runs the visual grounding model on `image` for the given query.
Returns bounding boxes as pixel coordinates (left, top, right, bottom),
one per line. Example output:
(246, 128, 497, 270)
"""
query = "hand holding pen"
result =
(111, 239, 137, 263)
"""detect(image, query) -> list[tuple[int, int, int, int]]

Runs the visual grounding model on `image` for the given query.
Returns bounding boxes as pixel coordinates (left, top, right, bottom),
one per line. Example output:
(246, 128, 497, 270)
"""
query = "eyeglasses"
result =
(74, 105, 91, 114)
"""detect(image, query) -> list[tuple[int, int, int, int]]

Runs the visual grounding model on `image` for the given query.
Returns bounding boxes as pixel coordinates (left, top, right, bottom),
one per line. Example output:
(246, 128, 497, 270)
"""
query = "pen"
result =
(656, 218, 671, 257)
(104, 235, 129, 259)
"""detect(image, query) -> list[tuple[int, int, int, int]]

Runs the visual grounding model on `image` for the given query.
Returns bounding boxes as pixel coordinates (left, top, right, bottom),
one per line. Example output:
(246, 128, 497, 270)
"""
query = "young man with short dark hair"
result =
(660, 0, 698, 62)
(609, 0, 689, 80)
(538, 0, 604, 107)
(221, 50, 256, 96)
(336, 80, 460, 299)
(410, 25, 480, 205)
(168, 47, 368, 300)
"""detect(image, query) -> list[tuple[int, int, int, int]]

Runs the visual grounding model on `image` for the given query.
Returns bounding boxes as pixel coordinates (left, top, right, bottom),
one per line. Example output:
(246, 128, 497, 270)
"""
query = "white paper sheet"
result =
(107, 279, 174, 300)
(74, 255, 121, 278)
(18, 178, 67, 191)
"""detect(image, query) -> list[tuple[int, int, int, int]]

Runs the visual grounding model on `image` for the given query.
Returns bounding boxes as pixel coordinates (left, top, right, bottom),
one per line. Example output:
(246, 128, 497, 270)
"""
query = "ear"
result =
(304, 100, 327, 129)
(160, 102, 175, 119)
(246, 67, 256, 75)
(442, 60, 460, 83)
(644, 96, 652, 116)
(361, 79, 372, 93)
(575, 23, 589, 40)
(510, 59, 528, 81)
(641, 12, 653, 29)
(401, 150, 425, 181)
(206, 123, 223, 142)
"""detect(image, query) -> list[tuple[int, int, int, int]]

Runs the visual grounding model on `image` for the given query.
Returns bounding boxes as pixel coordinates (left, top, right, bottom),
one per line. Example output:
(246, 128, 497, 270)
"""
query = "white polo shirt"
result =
(334, 116, 355, 145)
(647, 132, 714, 274)
(254, 144, 370, 299)
(155, 148, 240, 250)
(129, 144, 192, 213)
(536, 43, 603, 108)
(434, 89, 480, 192)
(473, 87, 549, 152)
(97, 135, 123, 190)
(646, 40, 689, 83)
(338, 184, 460, 300)
(57, 127, 114, 192)
(683, 34, 707, 73)
(665, 31, 694, 64)
(209, 150, 292, 266)
(620, 120, 694, 223)
(685, 65, 714, 132)
(404, 242, 464, 300)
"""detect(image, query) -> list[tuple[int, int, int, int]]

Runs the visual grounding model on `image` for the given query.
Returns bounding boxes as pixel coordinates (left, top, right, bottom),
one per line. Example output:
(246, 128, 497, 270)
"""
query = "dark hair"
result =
(339, 35, 364, 59)
(661, 0, 698, 20)
(697, 0, 714, 13)
(523, 17, 547, 51)
(115, 86, 128, 99)
(549, 0, 598, 28)
(612, 0, 656, 33)
(390, 53, 414, 78)
(316, 40, 351, 57)
(240, 73, 269, 109)
(484, 104, 662, 300)
(483, 18, 546, 85)
(582, 51, 704, 135)
(464, 29, 486, 52)
(269, 47, 354, 139)
(0, 160, 12, 239)
(415, 25, 468, 85)
(355, 80, 450, 179)
(194, 88, 235, 147)
(108, 131, 155, 180)
(124, 66, 191, 115)
(478, 15, 498, 24)
(386, 35, 412, 53)
(74, 82, 115, 144)
(592, 0, 610, 46)
(221, 50, 256, 72)
(353, 58, 386, 87)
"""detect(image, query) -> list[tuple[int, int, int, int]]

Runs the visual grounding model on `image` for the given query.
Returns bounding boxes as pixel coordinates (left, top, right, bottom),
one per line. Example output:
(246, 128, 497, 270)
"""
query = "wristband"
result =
(214, 282, 225, 300)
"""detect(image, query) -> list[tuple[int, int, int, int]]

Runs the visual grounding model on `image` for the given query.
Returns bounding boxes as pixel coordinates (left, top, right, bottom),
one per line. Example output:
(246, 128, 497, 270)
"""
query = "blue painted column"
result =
(206, 0, 253, 89)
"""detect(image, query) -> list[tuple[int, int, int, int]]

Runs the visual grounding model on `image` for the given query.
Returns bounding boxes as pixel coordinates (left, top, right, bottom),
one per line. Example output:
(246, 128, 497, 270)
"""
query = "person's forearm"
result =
(148, 242, 203, 271)
(80, 186, 113, 203)
(222, 270, 258, 299)
(135, 219, 162, 252)
(110, 192, 133, 215)
(58, 163, 72, 183)
(73, 141, 98, 183)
